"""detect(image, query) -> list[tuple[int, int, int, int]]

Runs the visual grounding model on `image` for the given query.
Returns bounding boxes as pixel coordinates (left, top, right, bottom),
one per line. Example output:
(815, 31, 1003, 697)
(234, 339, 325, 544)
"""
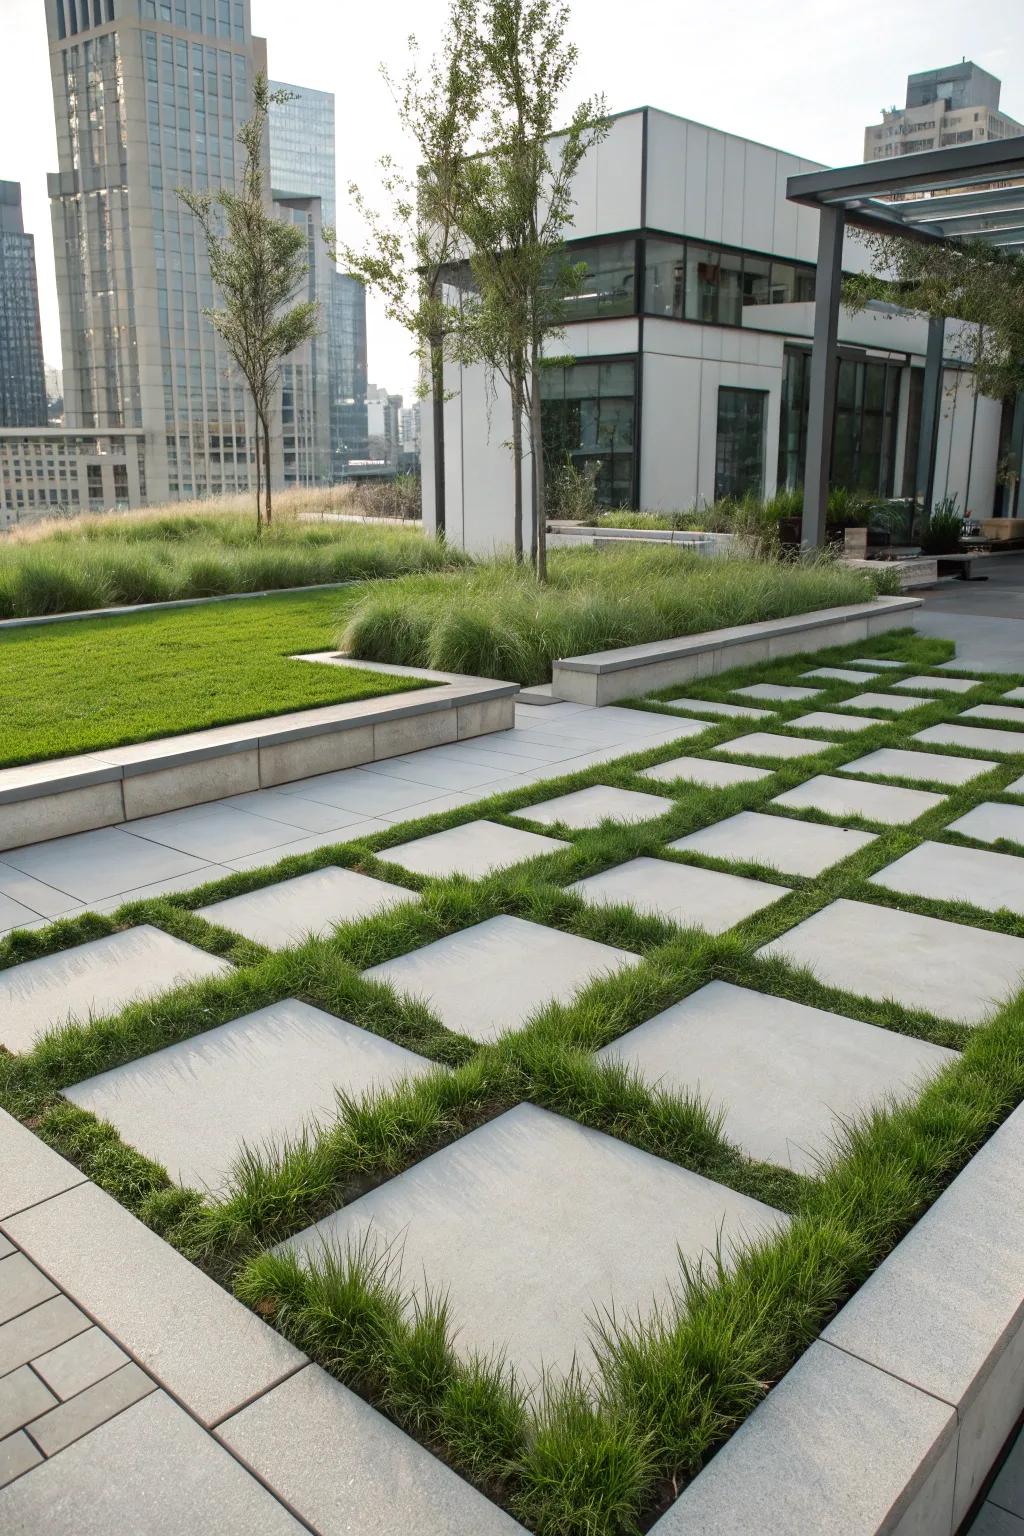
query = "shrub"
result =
(549, 460, 603, 522)
(919, 494, 965, 555)
(348, 474, 422, 521)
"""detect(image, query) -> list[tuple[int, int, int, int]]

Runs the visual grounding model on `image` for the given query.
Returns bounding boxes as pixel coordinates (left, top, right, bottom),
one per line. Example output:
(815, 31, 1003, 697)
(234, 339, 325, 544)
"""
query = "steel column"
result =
(915, 315, 945, 516)
(801, 205, 844, 549)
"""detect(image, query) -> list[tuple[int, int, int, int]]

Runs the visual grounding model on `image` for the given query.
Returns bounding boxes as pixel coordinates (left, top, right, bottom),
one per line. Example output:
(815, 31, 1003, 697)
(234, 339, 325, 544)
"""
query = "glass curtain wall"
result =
(644, 238, 816, 323)
(540, 360, 637, 506)
(778, 345, 903, 497)
(715, 387, 767, 500)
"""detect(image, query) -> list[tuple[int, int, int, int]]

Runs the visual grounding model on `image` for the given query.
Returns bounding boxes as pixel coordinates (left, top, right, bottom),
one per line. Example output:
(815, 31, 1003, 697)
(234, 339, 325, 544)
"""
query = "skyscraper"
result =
(0, 182, 48, 428)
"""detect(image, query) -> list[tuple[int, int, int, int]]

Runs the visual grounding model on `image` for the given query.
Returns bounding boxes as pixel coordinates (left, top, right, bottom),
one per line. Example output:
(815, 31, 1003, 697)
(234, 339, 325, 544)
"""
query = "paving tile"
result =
(846, 657, 911, 670)
(0, 827, 208, 904)
(712, 731, 830, 761)
(219, 1364, 528, 1535)
(0, 867, 82, 922)
(4, 1183, 304, 1426)
(786, 710, 883, 734)
(599, 981, 957, 1175)
(0, 925, 232, 1056)
(376, 788, 503, 822)
(1009, 775, 1024, 797)
(221, 787, 375, 833)
(669, 810, 875, 877)
(971, 1506, 1024, 1535)
(223, 821, 390, 870)
(772, 773, 945, 826)
(871, 840, 1024, 915)
(366, 752, 520, 791)
(915, 722, 1024, 756)
(0, 1297, 90, 1376)
(842, 690, 931, 714)
(276, 765, 506, 816)
(570, 856, 789, 932)
(0, 1390, 305, 1533)
(380, 818, 568, 879)
(32, 1326, 129, 1400)
(963, 702, 1024, 727)
(640, 755, 773, 788)
(125, 803, 305, 861)
(91, 865, 233, 913)
(279, 1104, 787, 1388)
(0, 894, 44, 936)
(512, 784, 675, 829)
(64, 999, 437, 1192)
(0, 1237, 12, 1259)
(840, 746, 998, 787)
(650, 1339, 957, 1536)
(0, 1430, 41, 1490)
(801, 666, 880, 683)
(733, 683, 821, 702)
(364, 915, 639, 1043)
(893, 673, 981, 694)
(1005, 687, 1024, 705)
(27, 1362, 156, 1456)
(0, 1366, 57, 1440)
(0, 1110, 86, 1222)
(662, 697, 772, 719)
(990, 1432, 1024, 1519)
(0, 1254, 57, 1326)
(760, 897, 1024, 1026)
(950, 802, 1024, 847)
(197, 866, 419, 949)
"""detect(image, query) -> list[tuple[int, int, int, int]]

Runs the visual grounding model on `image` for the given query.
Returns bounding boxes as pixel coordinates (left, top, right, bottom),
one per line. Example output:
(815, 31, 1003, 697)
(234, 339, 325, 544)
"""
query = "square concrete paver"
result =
(893, 674, 980, 695)
(1009, 775, 1024, 797)
(0, 827, 208, 904)
(669, 810, 875, 877)
(914, 722, 1024, 756)
(871, 840, 1024, 916)
(772, 774, 945, 826)
(363, 915, 639, 1043)
(949, 802, 1024, 846)
(842, 691, 931, 714)
(570, 856, 789, 931)
(0, 926, 232, 1056)
(599, 981, 957, 1173)
(760, 898, 1024, 1025)
(125, 804, 303, 862)
(512, 784, 675, 830)
(278, 1104, 787, 1388)
(962, 702, 1024, 728)
(801, 667, 879, 683)
(787, 710, 883, 734)
(640, 756, 773, 788)
(64, 999, 436, 1191)
(847, 658, 911, 670)
(713, 732, 830, 761)
(197, 866, 419, 949)
(380, 818, 568, 879)
(663, 697, 772, 719)
(733, 683, 821, 703)
(840, 747, 997, 787)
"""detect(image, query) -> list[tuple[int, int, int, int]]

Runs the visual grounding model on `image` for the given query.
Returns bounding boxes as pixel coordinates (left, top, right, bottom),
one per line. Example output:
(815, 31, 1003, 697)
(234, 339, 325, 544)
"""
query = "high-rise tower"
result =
(0, 181, 48, 427)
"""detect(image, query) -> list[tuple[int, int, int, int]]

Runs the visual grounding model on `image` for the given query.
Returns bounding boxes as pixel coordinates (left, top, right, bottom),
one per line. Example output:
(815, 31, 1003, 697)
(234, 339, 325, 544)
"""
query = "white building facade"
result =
(422, 107, 1004, 554)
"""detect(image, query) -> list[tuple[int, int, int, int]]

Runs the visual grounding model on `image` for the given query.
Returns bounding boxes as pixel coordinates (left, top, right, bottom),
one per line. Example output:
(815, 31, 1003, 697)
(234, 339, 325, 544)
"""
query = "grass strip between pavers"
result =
(3, 625, 1024, 1533)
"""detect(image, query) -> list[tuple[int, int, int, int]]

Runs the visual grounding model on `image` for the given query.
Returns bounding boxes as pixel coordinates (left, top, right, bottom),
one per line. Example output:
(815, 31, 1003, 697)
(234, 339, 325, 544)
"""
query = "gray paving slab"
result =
(945, 801, 1024, 845)
(3, 1182, 304, 1426)
(197, 866, 419, 949)
(0, 1237, 12, 1259)
(0, 1390, 305, 1533)
(842, 690, 932, 714)
(0, 1254, 57, 1326)
(824, 1099, 1024, 1525)
(761, 897, 1024, 1025)
(786, 710, 884, 734)
(894, 673, 982, 694)
(366, 752, 522, 792)
(0, 1108, 87, 1220)
(847, 657, 912, 669)
(599, 981, 956, 1174)
(91, 865, 233, 913)
(1009, 775, 1024, 797)
(64, 999, 437, 1192)
(219, 1364, 528, 1535)
(841, 746, 998, 787)
(32, 1326, 129, 1400)
(0, 894, 43, 935)
(801, 666, 880, 683)
(772, 773, 946, 826)
(649, 1339, 957, 1536)
(223, 821, 390, 870)
(669, 810, 875, 877)
(964, 702, 1024, 727)
(27, 1362, 155, 1456)
(0, 1430, 41, 1490)
(0, 925, 232, 1055)
(0, 827, 208, 904)
(512, 784, 675, 829)
(570, 856, 789, 931)
(221, 787, 376, 833)
(0, 1297, 90, 1376)
(990, 1432, 1024, 1519)
(125, 803, 308, 862)
(275, 766, 474, 817)
(971, 1506, 1024, 1535)
(0, 868, 81, 922)
(915, 722, 1024, 755)
(364, 915, 640, 1043)
(732, 683, 821, 702)
(663, 697, 773, 719)
(871, 840, 1024, 915)
(712, 731, 830, 761)
(380, 818, 568, 879)
(0, 1366, 57, 1440)
(1004, 687, 1024, 704)
(279, 1104, 787, 1388)
(640, 755, 773, 788)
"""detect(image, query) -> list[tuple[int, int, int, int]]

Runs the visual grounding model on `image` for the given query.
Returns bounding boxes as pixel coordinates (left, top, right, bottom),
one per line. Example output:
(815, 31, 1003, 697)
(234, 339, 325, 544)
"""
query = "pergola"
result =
(786, 136, 1024, 547)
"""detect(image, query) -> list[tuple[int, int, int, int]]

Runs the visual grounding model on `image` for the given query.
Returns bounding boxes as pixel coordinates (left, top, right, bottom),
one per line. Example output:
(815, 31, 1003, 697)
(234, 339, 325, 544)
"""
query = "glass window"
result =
(540, 359, 637, 506)
(643, 239, 685, 318)
(715, 387, 767, 501)
(561, 239, 636, 321)
(685, 245, 742, 325)
(741, 255, 771, 307)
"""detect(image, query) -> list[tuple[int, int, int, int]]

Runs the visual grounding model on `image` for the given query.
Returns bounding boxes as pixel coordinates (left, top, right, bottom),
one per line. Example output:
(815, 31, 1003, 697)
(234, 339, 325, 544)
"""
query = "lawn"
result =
(0, 588, 425, 768)
(4, 626, 1024, 1533)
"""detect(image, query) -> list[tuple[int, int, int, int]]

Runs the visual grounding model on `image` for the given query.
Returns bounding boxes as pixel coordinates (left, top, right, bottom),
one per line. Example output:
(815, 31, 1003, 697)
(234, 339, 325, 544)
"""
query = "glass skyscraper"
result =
(0, 182, 48, 428)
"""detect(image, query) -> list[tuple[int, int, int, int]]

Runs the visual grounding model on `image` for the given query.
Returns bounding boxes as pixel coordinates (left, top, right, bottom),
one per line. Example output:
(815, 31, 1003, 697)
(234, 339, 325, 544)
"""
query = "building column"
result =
(915, 315, 944, 516)
(801, 205, 844, 550)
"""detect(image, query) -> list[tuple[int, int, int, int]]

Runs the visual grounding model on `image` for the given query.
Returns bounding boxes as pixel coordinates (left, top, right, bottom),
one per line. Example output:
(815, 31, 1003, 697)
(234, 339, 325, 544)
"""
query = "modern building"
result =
(422, 107, 1005, 553)
(0, 426, 147, 529)
(398, 402, 421, 472)
(366, 383, 403, 468)
(269, 79, 368, 480)
(0, 182, 48, 428)
(864, 63, 1022, 162)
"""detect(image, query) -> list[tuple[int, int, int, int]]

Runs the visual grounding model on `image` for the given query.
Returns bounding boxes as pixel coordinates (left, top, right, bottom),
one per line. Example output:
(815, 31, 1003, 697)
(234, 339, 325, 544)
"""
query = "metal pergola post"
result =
(916, 315, 945, 518)
(800, 205, 844, 550)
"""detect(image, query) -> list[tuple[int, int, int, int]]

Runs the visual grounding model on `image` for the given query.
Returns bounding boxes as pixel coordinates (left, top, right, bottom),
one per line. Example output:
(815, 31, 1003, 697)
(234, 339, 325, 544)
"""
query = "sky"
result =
(3, 0, 1024, 401)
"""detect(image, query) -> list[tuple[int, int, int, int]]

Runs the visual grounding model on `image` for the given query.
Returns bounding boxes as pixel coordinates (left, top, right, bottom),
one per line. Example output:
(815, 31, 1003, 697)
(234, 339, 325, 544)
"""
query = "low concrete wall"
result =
(550, 596, 922, 706)
(546, 523, 735, 558)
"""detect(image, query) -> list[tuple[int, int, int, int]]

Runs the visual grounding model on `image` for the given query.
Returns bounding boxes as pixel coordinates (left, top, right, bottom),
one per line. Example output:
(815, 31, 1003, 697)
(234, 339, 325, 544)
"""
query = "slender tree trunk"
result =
(529, 355, 547, 583)
(252, 398, 262, 534)
(263, 411, 273, 528)
(429, 332, 446, 541)
(510, 369, 523, 560)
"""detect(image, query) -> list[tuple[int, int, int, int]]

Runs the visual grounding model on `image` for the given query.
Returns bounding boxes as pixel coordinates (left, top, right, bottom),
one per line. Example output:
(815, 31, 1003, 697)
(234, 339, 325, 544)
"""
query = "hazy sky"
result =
(4, 0, 1023, 399)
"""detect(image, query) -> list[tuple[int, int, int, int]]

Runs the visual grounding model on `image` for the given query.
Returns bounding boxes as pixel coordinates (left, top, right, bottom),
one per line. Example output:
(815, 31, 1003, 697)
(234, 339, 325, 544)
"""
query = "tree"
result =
(845, 232, 1024, 400)
(178, 72, 319, 529)
(333, 6, 481, 540)
(461, 0, 607, 579)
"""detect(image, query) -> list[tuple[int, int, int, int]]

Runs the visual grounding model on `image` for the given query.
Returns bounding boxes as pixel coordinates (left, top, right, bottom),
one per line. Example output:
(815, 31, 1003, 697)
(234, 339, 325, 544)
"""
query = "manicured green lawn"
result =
(0, 589, 424, 769)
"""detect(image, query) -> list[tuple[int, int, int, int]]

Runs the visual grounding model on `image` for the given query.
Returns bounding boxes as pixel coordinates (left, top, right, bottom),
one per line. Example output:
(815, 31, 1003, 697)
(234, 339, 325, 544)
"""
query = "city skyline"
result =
(3, 0, 1024, 402)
